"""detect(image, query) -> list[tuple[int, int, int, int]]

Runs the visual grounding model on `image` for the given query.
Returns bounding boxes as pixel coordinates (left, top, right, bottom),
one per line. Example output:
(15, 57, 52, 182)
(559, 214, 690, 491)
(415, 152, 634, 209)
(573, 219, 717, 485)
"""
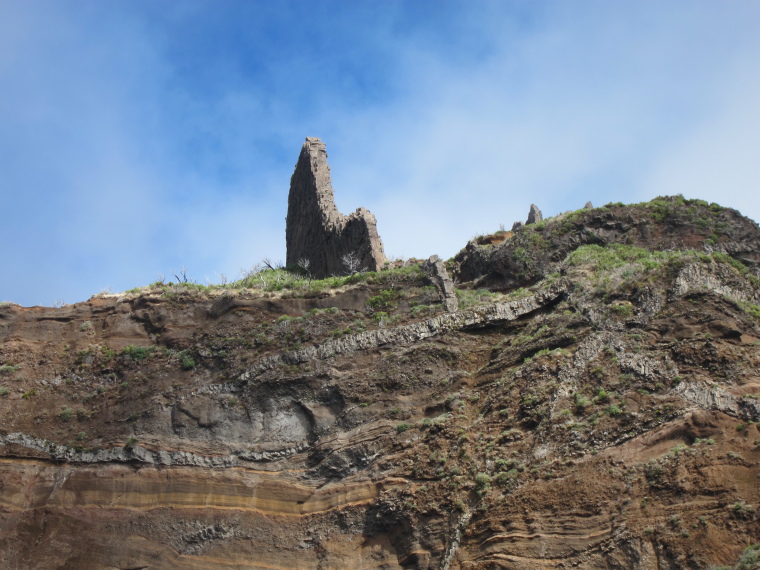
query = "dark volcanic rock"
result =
(286, 137, 386, 278)
(526, 203, 543, 225)
(454, 195, 760, 290)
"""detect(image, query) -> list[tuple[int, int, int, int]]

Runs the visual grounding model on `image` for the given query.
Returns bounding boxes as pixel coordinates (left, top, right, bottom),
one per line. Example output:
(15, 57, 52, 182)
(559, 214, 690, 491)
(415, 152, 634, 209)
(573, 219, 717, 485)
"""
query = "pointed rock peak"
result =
(584, 201, 593, 209)
(526, 204, 543, 225)
(286, 137, 386, 278)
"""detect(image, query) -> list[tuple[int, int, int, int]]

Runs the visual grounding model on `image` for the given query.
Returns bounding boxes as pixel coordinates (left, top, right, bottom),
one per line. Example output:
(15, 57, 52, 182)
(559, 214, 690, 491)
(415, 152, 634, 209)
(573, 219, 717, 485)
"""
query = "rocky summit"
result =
(1, 194, 760, 569)
(286, 137, 386, 278)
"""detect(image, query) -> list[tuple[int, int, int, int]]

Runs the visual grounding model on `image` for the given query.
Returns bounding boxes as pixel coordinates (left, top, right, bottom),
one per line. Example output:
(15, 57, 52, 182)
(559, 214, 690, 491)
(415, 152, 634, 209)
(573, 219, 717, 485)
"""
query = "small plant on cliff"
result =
(735, 544, 760, 570)
(179, 351, 196, 370)
(367, 289, 400, 311)
(474, 472, 491, 494)
(121, 345, 154, 361)
(396, 423, 410, 433)
(0, 364, 20, 376)
(58, 408, 74, 422)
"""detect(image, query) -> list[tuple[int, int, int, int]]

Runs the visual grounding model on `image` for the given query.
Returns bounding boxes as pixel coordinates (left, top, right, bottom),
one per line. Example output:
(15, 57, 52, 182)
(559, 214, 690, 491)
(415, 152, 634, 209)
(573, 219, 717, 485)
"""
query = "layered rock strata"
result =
(286, 137, 386, 278)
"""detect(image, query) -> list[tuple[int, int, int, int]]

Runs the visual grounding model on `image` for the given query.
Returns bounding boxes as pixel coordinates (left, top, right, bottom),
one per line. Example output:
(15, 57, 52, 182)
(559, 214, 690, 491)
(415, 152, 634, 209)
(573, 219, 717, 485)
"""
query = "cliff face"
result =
(1, 196, 760, 569)
(286, 137, 386, 277)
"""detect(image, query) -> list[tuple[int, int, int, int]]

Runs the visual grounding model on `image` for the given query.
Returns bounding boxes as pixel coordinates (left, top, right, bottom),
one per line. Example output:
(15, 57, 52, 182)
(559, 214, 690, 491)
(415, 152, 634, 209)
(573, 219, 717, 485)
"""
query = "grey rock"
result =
(424, 255, 458, 312)
(286, 137, 386, 278)
(511, 221, 523, 231)
(526, 204, 543, 225)
(584, 201, 593, 209)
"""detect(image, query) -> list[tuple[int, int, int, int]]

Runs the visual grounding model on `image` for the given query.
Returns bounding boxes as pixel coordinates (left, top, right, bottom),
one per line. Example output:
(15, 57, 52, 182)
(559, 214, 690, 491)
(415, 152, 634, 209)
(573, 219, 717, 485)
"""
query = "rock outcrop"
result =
(424, 255, 459, 312)
(526, 203, 543, 224)
(286, 137, 386, 278)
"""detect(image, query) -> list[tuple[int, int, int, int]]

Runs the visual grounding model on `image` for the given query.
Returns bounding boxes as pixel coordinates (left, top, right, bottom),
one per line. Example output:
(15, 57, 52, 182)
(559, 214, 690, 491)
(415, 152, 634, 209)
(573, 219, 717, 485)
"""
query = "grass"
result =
(121, 262, 427, 299)
(564, 244, 756, 309)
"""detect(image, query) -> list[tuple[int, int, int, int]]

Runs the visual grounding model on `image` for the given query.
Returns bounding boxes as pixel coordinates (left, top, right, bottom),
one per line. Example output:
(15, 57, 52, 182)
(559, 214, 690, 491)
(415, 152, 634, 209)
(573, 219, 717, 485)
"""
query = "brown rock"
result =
(286, 137, 386, 278)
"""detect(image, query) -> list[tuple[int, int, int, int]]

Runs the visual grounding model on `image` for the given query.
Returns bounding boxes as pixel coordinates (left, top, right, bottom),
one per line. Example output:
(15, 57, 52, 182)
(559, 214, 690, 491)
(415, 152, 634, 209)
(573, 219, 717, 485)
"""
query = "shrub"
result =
(0, 364, 19, 376)
(181, 354, 196, 370)
(731, 501, 754, 520)
(736, 544, 760, 570)
(574, 393, 590, 414)
(59, 408, 74, 421)
(0, 386, 9, 397)
(121, 345, 154, 361)
(606, 405, 623, 416)
(396, 423, 410, 433)
(367, 289, 400, 311)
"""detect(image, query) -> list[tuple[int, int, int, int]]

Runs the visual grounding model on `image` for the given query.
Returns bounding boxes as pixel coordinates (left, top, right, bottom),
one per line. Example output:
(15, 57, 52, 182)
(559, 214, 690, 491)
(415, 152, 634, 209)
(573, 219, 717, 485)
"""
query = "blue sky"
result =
(1, 1, 759, 307)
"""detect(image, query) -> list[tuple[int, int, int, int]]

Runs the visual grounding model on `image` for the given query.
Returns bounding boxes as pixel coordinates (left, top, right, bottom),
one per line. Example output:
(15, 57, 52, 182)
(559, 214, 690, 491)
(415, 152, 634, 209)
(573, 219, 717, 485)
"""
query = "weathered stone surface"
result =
(423, 255, 458, 312)
(584, 201, 593, 209)
(511, 220, 523, 231)
(526, 203, 543, 225)
(286, 137, 386, 278)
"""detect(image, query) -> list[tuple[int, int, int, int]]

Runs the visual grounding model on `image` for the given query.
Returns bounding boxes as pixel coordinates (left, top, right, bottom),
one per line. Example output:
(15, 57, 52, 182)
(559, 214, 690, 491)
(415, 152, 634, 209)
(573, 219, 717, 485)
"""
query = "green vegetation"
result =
(58, 408, 74, 421)
(396, 423, 410, 433)
(367, 289, 402, 311)
(455, 288, 500, 309)
(179, 351, 196, 370)
(120, 262, 427, 299)
(474, 472, 491, 494)
(0, 364, 20, 376)
(735, 544, 760, 570)
(121, 345, 154, 361)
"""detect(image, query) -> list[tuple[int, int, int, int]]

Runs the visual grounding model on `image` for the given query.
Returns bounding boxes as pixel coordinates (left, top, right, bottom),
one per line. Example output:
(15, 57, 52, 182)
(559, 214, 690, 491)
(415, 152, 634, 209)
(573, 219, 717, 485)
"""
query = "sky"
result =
(1, 0, 759, 307)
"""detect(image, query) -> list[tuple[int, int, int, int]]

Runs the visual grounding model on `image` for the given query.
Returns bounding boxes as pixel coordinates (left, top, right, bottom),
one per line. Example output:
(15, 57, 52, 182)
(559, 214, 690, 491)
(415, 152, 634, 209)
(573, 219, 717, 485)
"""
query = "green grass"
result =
(121, 345, 154, 361)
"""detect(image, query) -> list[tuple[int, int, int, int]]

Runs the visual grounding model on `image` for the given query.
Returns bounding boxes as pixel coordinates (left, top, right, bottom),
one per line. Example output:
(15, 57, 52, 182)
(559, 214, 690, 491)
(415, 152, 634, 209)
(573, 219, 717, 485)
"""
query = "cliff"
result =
(1, 196, 760, 569)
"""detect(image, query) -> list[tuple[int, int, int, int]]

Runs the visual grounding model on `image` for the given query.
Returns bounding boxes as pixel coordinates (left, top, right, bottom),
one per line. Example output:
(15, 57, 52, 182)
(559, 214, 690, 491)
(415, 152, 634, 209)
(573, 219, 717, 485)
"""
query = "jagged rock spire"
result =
(526, 204, 543, 225)
(286, 137, 386, 278)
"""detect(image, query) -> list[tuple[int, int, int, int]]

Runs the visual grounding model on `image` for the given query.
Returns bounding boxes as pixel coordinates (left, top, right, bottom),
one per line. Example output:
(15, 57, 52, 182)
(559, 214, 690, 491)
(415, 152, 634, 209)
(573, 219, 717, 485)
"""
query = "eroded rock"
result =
(286, 137, 386, 277)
